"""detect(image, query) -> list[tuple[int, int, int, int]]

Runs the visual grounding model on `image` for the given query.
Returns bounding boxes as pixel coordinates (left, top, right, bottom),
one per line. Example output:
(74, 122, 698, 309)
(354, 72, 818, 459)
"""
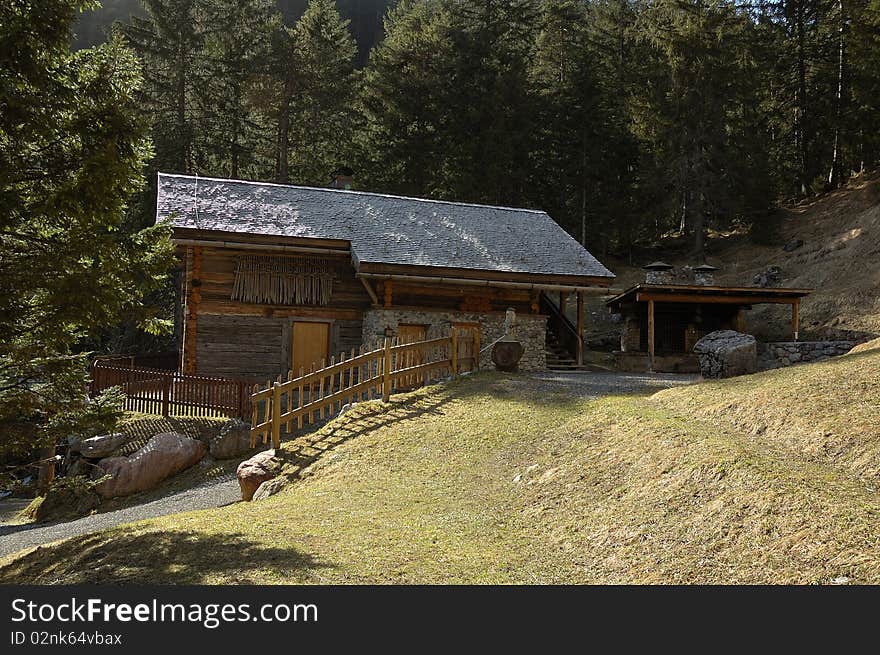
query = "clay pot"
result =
(491, 340, 524, 372)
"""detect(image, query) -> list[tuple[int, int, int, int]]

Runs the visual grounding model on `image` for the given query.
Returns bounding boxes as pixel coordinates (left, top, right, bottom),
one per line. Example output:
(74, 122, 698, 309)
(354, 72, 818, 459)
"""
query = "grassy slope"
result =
(2, 354, 880, 584)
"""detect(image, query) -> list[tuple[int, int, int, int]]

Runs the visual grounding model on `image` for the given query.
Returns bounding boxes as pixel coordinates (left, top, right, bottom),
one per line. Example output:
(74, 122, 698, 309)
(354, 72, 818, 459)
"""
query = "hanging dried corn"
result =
(232, 255, 335, 306)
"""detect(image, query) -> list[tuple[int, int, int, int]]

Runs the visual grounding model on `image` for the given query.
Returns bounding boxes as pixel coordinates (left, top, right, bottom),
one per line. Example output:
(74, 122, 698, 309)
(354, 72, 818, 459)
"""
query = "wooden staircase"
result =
(541, 293, 592, 372)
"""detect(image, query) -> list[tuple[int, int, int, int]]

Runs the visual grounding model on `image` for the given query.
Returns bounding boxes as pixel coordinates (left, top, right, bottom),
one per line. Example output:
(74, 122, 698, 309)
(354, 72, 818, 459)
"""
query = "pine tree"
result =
(0, 2, 173, 457)
(118, 0, 205, 173)
(196, 0, 280, 178)
(631, 0, 772, 255)
(528, 0, 634, 251)
(285, 0, 359, 185)
(357, 0, 452, 196)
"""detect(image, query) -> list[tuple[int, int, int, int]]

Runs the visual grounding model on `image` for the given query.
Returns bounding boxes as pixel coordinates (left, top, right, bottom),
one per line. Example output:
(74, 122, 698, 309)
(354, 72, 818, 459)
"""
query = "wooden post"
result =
(184, 246, 201, 375)
(271, 381, 281, 450)
(451, 331, 458, 378)
(161, 374, 171, 417)
(792, 299, 800, 341)
(647, 299, 656, 372)
(735, 308, 746, 333)
(382, 338, 391, 402)
(383, 280, 393, 308)
(473, 330, 481, 370)
(576, 291, 584, 367)
(559, 291, 568, 317)
(37, 446, 55, 496)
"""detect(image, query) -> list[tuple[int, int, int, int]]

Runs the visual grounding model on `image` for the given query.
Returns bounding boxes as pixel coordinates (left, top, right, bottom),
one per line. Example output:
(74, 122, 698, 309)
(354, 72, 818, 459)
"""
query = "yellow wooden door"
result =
(397, 324, 426, 344)
(291, 322, 330, 375)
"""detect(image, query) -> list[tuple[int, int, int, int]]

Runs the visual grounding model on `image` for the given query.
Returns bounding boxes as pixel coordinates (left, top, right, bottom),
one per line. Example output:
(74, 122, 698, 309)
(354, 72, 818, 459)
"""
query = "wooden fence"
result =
(90, 362, 250, 419)
(251, 331, 478, 449)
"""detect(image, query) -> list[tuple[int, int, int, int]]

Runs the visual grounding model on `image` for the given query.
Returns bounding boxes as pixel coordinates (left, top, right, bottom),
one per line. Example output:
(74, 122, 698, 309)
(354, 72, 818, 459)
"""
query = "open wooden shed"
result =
(606, 263, 811, 372)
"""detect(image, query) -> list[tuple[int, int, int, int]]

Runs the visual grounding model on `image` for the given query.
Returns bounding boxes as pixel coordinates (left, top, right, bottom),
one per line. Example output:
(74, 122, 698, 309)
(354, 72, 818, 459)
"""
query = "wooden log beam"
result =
(647, 298, 655, 372)
(792, 299, 800, 341)
(636, 292, 800, 306)
(359, 277, 380, 306)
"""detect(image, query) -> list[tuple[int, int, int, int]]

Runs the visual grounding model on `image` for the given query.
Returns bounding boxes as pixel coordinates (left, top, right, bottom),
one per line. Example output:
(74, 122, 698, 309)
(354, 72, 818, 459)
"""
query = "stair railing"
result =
(540, 292, 582, 364)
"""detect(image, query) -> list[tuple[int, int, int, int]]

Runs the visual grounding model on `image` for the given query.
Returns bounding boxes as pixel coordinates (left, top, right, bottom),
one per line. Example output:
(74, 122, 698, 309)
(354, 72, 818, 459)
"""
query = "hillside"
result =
(3, 349, 880, 584)
(605, 172, 880, 343)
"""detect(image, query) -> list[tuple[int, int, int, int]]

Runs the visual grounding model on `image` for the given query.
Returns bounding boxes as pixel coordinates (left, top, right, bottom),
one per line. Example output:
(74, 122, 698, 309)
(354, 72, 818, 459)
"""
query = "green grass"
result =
(3, 356, 880, 585)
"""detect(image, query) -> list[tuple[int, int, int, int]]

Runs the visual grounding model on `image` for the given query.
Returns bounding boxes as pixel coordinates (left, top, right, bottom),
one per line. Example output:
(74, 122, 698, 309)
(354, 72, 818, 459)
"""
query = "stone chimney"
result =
(693, 263, 718, 286)
(644, 261, 674, 285)
(330, 166, 354, 190)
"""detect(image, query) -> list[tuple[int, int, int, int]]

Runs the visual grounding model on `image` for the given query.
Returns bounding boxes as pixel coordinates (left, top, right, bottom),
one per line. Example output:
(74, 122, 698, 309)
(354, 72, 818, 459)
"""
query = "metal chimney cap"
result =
(693, 263, 718, 272)
(643, 261, 674, 271)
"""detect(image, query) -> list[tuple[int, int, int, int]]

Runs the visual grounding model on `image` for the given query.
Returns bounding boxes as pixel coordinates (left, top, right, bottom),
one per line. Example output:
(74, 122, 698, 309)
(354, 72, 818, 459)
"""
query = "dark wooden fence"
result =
(90, 362, 250, 419)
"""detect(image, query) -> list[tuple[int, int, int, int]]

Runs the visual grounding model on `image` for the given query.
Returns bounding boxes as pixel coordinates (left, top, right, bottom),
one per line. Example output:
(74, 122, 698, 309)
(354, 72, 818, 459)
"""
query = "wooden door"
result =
(291, 321, 330, 375)
(452, 322, 481, 372)
(397, 324, 426, 389)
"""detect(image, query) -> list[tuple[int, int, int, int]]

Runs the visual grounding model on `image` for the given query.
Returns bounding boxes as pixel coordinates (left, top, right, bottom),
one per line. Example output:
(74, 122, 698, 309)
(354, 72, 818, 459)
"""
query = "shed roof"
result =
(607, 283, 812, 308)
(155, 173, 615, 280)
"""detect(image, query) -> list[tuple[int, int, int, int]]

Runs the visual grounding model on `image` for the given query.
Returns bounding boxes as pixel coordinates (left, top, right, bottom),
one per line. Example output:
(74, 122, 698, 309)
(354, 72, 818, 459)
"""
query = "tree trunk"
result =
(796, 0, 810, 196)
(278, 78, 291, 184)
(828, 0, 846, 188)
(177, 63, 188, 173)
(231, 82, 241, 179)
(580, 133, 587, 246)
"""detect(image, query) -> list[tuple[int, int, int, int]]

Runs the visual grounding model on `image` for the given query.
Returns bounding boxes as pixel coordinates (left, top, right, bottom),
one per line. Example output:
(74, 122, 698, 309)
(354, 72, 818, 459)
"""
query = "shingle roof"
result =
(155, 173, 615, 279)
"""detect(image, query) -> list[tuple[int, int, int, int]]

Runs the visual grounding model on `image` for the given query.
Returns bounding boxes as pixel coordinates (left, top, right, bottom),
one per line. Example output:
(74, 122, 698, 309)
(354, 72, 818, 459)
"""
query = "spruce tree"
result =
(118, 0, 204, 174)
(285, 0, 359, 185)
(0, 2, 173, 458)
(196, 0, 280, 178)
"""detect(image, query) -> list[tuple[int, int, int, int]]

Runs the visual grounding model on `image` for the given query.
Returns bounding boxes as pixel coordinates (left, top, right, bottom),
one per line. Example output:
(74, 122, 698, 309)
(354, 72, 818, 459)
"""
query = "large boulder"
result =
(252, 477, 287, 501)
(95, 432, 206, 498)
(71, 433, 133, 459)
(237, 449, 283, 501)
(694, 330, 758, 379)
(209, 419, 254, 460)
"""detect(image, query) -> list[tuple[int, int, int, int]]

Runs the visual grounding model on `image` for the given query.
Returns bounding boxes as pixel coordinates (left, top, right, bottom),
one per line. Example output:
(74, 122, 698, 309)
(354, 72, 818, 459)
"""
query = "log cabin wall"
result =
(188, 246, 372, 380)
(182, 244, 553, 379)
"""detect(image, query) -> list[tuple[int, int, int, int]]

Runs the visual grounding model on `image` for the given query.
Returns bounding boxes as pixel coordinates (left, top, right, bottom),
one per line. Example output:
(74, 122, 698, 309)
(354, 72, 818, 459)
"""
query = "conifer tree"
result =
(0, 1, 173, 457)
(196, 0, 280, 178)
(284, 0, 359, 185)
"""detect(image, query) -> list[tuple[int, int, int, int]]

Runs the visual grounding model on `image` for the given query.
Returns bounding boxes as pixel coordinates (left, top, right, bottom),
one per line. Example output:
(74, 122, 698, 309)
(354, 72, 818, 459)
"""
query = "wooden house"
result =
(155, 173, 616, 380)
(606, 262, 811, 372)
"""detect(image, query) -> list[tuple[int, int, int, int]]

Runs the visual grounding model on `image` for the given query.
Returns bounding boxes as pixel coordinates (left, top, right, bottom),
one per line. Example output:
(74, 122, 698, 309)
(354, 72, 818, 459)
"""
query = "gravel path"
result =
(529, 370, 699, 397)
(0, 371, 697, 559)
(0, 477, 240, 558)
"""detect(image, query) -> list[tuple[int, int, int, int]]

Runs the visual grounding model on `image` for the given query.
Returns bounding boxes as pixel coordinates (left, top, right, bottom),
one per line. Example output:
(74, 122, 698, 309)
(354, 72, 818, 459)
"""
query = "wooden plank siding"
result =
(187, 246, 371, 380)
(183, 243, 553, 380)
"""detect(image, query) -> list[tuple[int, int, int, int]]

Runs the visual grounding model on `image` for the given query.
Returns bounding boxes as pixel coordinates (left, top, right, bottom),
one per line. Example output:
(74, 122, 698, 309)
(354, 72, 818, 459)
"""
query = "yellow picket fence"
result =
(250, 331, 479, 448)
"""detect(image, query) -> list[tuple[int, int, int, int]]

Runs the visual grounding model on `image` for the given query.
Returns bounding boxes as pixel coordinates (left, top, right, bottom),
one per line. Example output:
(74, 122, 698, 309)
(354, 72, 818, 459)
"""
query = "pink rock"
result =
(95, 432, 206, 498)
(237, 449, 282, 501)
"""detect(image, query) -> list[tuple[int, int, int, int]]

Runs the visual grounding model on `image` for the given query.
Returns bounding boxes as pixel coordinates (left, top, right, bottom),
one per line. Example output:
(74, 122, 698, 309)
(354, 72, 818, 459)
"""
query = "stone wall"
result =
(362, 308, 547, 371)
(757, 341, 854, 370)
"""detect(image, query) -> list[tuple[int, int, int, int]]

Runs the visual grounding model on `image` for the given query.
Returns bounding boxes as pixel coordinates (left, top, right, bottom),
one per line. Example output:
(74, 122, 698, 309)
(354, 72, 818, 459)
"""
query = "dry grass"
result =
(2, 357, 880, 585)
(655, 348, 880, 483)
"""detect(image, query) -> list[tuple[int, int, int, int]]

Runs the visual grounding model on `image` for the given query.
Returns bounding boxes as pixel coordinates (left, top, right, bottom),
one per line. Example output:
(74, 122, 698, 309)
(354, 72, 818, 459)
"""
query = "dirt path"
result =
(0, 372, 697, 560)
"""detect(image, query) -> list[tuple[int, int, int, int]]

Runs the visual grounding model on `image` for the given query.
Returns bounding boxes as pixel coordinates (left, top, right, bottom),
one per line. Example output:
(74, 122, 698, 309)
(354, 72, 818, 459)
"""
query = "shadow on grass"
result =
(272, 388, 455, 481)
(0, 529, 327, 585)
(115, 415, 228, 456)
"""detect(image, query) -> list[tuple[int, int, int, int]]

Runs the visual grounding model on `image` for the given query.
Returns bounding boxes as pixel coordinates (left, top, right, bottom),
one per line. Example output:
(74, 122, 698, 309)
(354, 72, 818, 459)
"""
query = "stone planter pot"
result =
(491, 340, 524, 372)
